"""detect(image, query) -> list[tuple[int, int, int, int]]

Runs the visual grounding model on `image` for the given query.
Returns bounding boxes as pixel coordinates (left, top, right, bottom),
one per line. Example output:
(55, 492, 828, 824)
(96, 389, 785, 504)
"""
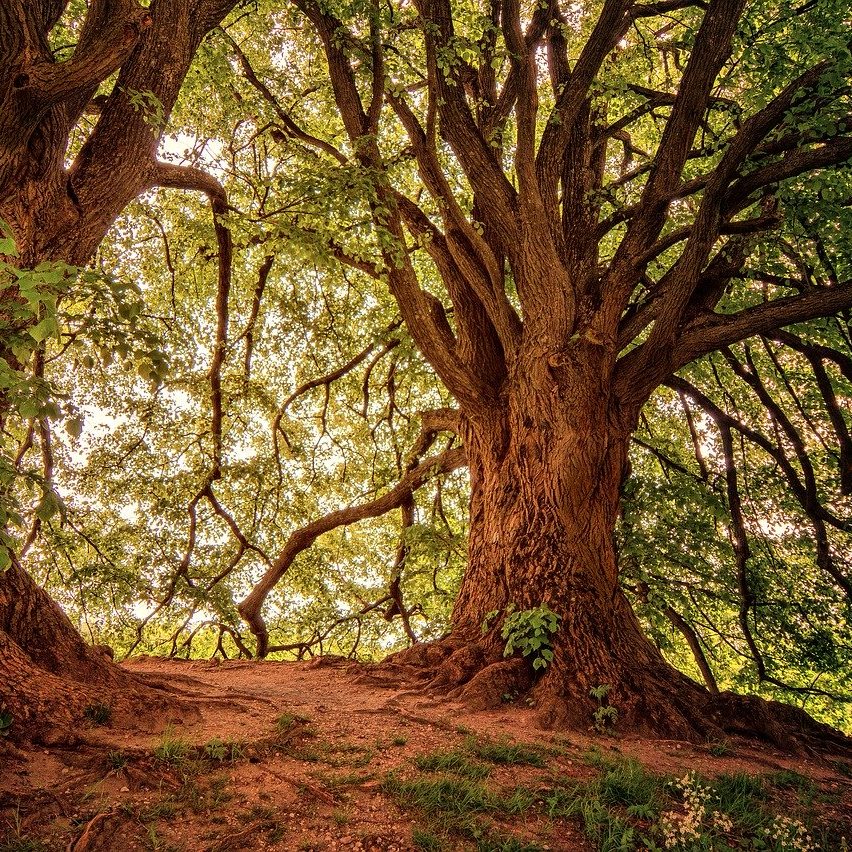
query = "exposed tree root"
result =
(0, 563, 198, 745)
(372, 634, 851, 757)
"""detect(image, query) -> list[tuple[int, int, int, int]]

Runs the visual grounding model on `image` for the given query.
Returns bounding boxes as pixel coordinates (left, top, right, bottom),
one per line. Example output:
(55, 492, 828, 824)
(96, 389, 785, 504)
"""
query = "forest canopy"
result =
(1, 0, 852, 740)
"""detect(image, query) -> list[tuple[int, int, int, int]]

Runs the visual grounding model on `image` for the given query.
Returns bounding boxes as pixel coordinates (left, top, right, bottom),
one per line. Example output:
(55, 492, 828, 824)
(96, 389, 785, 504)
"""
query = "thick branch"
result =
(152, 162, 232, 477)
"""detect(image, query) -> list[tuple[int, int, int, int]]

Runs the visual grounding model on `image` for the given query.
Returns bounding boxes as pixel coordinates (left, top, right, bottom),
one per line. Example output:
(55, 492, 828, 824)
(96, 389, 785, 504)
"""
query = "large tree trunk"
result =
(0, 560, 132, 744)
(453, 394, 710, 736)
(384, 354, 849, 751)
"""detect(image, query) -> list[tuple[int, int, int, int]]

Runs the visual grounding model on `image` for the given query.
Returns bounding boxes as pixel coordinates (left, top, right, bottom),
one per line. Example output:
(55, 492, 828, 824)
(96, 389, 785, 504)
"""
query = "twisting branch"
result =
(239, 444, 466, 657)
(219, 28, 348, 164)
(668, 375, 852, 600)
(235, 255, 274, 381)
(151, 162, 232, 478)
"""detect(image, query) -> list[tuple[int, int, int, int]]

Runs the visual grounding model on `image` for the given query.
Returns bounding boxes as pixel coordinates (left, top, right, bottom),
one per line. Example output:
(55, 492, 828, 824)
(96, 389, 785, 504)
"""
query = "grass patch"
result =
(465, 736, 546, 768)
(153, 731, 192, 766)
(707, 740, 732, 757)
(768, 769, 817, 797)
(415, 749, 492, 780)
(412, 828, 444, 851)
(275, 711, 312, 734)
(501, 787, 537, 815)
(411, 815, 542, 852)
(711, 771, 766, 833)
(83, 703, 112, 725)
(597, 758, 665, 810)
(203, 737, 246, 762)
(106, 750, 129, 770)
(545, 784, 643, 851)
(475, 833, 543, 852)
(291, 739, 373, 767)
(384, 774, 498, 815)
(543, 756, 668, 851)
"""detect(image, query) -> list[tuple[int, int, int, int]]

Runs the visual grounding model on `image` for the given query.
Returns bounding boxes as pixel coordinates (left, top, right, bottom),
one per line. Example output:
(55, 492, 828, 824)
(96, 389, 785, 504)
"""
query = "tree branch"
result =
(238, 445, 467, 656)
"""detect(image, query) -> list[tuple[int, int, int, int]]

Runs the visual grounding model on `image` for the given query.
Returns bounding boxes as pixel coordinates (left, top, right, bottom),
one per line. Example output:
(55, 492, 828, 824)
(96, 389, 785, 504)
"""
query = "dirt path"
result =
(2, 657, 850, 851)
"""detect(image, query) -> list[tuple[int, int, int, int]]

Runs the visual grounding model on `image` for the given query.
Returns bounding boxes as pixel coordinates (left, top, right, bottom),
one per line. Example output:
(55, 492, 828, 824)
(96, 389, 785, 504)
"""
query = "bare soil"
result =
(1, 656, 850, 851)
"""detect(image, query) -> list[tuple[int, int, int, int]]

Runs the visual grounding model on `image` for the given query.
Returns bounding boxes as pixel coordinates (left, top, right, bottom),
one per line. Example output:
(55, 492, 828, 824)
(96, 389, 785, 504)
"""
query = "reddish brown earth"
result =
(1, 656, 850, 851)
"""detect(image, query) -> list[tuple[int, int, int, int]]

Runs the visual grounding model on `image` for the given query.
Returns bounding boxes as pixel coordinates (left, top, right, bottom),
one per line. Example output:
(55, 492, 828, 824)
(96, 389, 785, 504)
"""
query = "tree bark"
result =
(0, 0, 238, 743)
(449, 358, 710, 735)
(384, 351, 849, 751)
(0, 559, 130, 743)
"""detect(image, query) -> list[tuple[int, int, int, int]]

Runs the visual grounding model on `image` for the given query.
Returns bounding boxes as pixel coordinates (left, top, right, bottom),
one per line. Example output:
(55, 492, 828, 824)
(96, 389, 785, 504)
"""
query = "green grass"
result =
(597, 758, 664, 810)
(384, 774, 498, 815)
(707, 740, 732, 757)
(465, 736, 546, 768)
(768, 769, 817, 797)
(712, 771, 766, 832)
(203, 737, 246, 762)
(412, 828, 444, 851)
(501, 787, 537, 815)
(275, 711, 312, 735)
(415, 749, 492, 780)
(106, 749, 129, 769)
(541, 755, 669, 852)
(293, 739, 374, 767)
(153, 730, 192, 765)
(83, 702, 112, 725)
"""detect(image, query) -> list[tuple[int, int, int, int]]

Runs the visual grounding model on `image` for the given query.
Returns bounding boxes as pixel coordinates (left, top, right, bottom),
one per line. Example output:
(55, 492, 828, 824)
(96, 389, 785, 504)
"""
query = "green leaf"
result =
(35, 490, 62, 522)
(28, 315, 59, 342)
(65, 416, 84, 439)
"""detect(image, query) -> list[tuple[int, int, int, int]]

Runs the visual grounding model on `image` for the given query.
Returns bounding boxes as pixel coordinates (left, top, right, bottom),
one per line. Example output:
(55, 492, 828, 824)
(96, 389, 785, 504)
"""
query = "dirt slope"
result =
(1, 656, 850, 851)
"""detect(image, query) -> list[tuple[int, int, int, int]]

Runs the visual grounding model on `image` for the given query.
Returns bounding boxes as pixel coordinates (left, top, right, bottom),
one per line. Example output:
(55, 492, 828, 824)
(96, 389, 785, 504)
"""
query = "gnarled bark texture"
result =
(0, 560, 131, 744)
(379, 351, 850, 754)
(0, 0, 238, 741)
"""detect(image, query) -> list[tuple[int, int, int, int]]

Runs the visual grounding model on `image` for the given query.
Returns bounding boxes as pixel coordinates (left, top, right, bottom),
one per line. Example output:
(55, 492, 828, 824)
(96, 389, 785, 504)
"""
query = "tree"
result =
(2, 0, 852, 749)
(0, 0, 239, 742)
(224, 0, 852, 743)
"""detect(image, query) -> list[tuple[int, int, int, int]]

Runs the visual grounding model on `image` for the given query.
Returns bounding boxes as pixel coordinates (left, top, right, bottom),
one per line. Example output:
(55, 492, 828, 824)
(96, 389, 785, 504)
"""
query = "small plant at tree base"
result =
(500, 604, 560, 671)
(590, 684, 618, 733)
(83, 702, 112, 725)
(0, 707, 12, 737)
(707, 740, 732, 757)
(106, 750, 128, 770)
(204, 737, 245, 762)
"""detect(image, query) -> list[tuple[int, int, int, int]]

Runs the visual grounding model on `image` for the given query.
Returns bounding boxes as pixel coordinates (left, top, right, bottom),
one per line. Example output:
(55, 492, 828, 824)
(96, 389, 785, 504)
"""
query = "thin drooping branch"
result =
(272, 319, 403, 462)
(633, 581, 719, 694)
(236, 254, 274, 381)
(151, 162, 232, 477)
(668, 375, 852, 600)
